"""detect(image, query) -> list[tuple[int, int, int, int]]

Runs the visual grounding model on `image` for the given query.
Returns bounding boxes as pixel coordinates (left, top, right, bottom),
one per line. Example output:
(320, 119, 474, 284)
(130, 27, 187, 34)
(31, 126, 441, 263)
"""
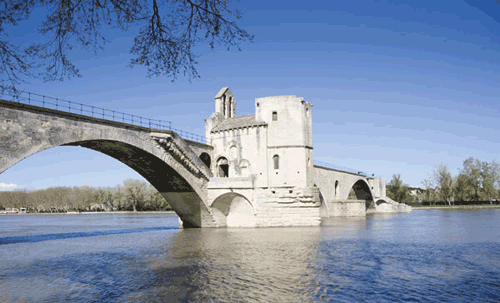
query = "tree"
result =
(387, 174, 410, 203)
(461, 157, 484, 201)
(145, 184, 170, 210)
(123, 179, 147, 211)
(480, 161, 498, 202)
(430, 163, 454, 204)
(420, 178, 437, 203)
(453, 173, 471, 202)
(0, 0, 253, 88)
(461, 157, 481, 201)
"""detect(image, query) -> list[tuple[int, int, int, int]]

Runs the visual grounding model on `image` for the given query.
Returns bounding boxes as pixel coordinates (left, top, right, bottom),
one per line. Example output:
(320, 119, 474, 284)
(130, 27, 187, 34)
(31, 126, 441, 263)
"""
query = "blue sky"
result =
(1, 0, 499, 190)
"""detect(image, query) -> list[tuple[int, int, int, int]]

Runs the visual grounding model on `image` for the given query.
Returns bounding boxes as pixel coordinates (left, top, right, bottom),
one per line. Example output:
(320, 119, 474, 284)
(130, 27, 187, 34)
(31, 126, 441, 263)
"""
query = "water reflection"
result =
(140, 228, 323, 302)
(1, 211, 499, 302)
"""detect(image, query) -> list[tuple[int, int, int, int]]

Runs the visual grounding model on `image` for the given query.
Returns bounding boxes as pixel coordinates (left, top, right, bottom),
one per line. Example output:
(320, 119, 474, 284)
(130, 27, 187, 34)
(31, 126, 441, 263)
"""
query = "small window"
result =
(273, 155, 279, 170)
(272, 111, 278, 121)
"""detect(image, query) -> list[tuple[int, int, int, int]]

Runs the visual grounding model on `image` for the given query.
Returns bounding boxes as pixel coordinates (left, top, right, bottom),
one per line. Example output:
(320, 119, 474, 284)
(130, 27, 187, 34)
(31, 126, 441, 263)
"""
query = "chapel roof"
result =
(211, 114, 267, 132)
(215, 87, 230, 99)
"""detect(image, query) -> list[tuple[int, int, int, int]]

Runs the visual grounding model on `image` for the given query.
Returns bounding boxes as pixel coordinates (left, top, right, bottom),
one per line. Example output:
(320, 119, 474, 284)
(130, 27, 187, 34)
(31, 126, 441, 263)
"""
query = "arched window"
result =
(272, 111, 278, 121)
(199, 152, 211, 169)
(217, 157, 229, 177)
(222, 95, 226, 116)
(228, 97, 232, 118)
(335, 180, 339, 197)
(273, 155, 279, 170)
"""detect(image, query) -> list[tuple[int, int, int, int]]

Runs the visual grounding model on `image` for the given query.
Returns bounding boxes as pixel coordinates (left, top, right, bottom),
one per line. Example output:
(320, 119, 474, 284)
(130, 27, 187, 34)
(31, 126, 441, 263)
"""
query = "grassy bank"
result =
(412, 205, 500, 210)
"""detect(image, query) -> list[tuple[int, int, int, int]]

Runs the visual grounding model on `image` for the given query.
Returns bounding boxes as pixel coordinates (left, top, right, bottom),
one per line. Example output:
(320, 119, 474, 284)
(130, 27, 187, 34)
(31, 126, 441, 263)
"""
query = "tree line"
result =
(387, 157, 500, 204)
(0, 179, 172, 212)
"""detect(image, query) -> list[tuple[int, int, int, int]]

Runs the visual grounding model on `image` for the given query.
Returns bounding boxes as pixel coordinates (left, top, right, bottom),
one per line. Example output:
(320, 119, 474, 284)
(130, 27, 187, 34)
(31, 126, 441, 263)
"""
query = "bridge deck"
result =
(0, 98, 211, 148)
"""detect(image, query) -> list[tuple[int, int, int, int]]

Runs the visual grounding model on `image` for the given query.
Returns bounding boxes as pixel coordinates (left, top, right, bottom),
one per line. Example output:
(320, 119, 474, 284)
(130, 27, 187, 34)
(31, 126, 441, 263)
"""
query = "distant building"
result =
(102, 199, 114, 212)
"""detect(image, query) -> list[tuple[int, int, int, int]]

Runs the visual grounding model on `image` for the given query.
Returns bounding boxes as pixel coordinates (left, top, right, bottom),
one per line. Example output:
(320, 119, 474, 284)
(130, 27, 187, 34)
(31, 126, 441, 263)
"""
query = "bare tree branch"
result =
(0, 0, 253, 88)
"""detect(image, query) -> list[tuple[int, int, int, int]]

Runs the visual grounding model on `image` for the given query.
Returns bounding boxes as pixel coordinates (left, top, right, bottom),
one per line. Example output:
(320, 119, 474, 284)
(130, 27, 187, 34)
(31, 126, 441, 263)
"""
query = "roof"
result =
(215, 87, 230, 99)
(211, 114, 267, 132)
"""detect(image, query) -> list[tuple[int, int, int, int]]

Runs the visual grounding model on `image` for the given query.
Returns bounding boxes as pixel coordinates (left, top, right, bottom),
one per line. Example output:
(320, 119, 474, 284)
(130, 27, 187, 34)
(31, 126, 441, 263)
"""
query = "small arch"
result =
(216, 157, 229, 177)
(211, 192, 256, 227)
(334, 180, 339, 198)
(376, 199, 389, 206)
(199, 152, 211, 169)
(273, 154, 279, 170)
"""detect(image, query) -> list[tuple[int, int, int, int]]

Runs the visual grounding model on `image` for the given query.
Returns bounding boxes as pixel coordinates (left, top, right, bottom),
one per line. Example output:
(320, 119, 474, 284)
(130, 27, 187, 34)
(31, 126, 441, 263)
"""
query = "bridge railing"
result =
(313, 160, 382, 178)
(0, 88, 206, 143)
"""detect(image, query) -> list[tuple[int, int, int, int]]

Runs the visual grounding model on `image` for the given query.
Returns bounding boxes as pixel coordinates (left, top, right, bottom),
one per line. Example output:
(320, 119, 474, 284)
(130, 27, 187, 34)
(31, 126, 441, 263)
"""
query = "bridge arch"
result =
(375, 198, 389, 206)
(346, 178, 375, 209)
(0, 102, 217, 227)
(210, 192, 256, 227)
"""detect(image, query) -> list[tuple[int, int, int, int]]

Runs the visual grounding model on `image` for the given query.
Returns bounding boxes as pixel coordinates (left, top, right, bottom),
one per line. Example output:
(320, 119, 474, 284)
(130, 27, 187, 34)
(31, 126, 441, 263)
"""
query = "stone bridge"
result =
(0, 91, 410, 228)
(0, 99, 218, 227)
(314, 165, 410, 217)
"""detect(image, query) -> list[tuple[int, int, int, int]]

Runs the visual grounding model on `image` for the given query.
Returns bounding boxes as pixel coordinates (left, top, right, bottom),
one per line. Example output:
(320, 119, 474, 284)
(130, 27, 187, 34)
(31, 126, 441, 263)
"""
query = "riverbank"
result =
(412, 205, 500, 210)
(0, 210, 177, 215)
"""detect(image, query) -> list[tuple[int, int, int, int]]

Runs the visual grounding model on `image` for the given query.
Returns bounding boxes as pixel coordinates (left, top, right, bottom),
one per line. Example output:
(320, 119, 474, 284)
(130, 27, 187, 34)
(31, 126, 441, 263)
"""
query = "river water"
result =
(0, 210, 499, 302)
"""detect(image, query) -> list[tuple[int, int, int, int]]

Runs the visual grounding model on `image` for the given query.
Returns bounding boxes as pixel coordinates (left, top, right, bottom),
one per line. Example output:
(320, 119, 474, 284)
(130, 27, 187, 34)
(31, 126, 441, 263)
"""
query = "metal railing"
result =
(313, 160, 382, 178)
(0, 88, 206, 143)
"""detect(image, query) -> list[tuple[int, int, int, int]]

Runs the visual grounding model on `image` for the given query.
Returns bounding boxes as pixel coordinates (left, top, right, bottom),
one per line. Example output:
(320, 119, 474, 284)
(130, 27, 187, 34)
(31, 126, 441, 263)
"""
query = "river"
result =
(1, 210, 499, 302)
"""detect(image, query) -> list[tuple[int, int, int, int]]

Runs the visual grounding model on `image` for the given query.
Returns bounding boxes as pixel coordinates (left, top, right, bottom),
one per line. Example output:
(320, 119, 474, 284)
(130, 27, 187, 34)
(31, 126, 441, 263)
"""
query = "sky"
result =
(0, 0, 499, 190)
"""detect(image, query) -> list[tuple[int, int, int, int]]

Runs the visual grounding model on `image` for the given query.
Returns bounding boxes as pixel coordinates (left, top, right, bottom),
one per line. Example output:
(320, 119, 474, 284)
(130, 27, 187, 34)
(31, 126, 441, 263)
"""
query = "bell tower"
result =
(214, 87, 235, 119)
(205, 87, 236, 144)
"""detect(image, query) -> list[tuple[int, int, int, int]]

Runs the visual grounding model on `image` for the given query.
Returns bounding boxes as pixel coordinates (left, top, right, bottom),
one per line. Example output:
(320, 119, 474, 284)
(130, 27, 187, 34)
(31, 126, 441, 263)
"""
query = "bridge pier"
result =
(320, 200, 367, 217)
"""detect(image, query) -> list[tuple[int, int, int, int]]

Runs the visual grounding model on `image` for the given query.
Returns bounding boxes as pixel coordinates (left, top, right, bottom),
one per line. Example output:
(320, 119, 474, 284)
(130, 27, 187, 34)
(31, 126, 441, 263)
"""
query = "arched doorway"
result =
(216, 157, 229, 177)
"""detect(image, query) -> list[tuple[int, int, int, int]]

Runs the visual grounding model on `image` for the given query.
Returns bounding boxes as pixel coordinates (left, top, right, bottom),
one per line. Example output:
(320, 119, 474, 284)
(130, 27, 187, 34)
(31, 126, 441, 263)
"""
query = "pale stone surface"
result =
(0, 87, 411, 229)
(204, 88, 410, 225)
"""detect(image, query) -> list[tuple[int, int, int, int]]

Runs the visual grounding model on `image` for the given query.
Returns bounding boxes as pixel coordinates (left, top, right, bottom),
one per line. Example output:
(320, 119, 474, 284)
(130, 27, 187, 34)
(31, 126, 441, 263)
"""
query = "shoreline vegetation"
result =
(386, 157, 499, 205)
(0, 179, 173, 214)
(411, 204, 500, 210)
(0, 210, 177, 215)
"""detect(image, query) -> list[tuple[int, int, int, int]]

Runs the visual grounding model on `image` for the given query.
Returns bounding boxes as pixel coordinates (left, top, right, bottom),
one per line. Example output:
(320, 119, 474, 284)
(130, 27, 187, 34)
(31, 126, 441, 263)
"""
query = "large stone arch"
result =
(0, 100, 217, 227)
(210, 192, 256, 227)
(346, 178, 375, 209)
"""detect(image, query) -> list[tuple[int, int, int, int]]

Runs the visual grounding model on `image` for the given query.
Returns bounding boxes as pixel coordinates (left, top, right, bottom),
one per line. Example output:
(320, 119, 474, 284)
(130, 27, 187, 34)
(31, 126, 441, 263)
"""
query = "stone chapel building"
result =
(204, 87, 321, 226)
